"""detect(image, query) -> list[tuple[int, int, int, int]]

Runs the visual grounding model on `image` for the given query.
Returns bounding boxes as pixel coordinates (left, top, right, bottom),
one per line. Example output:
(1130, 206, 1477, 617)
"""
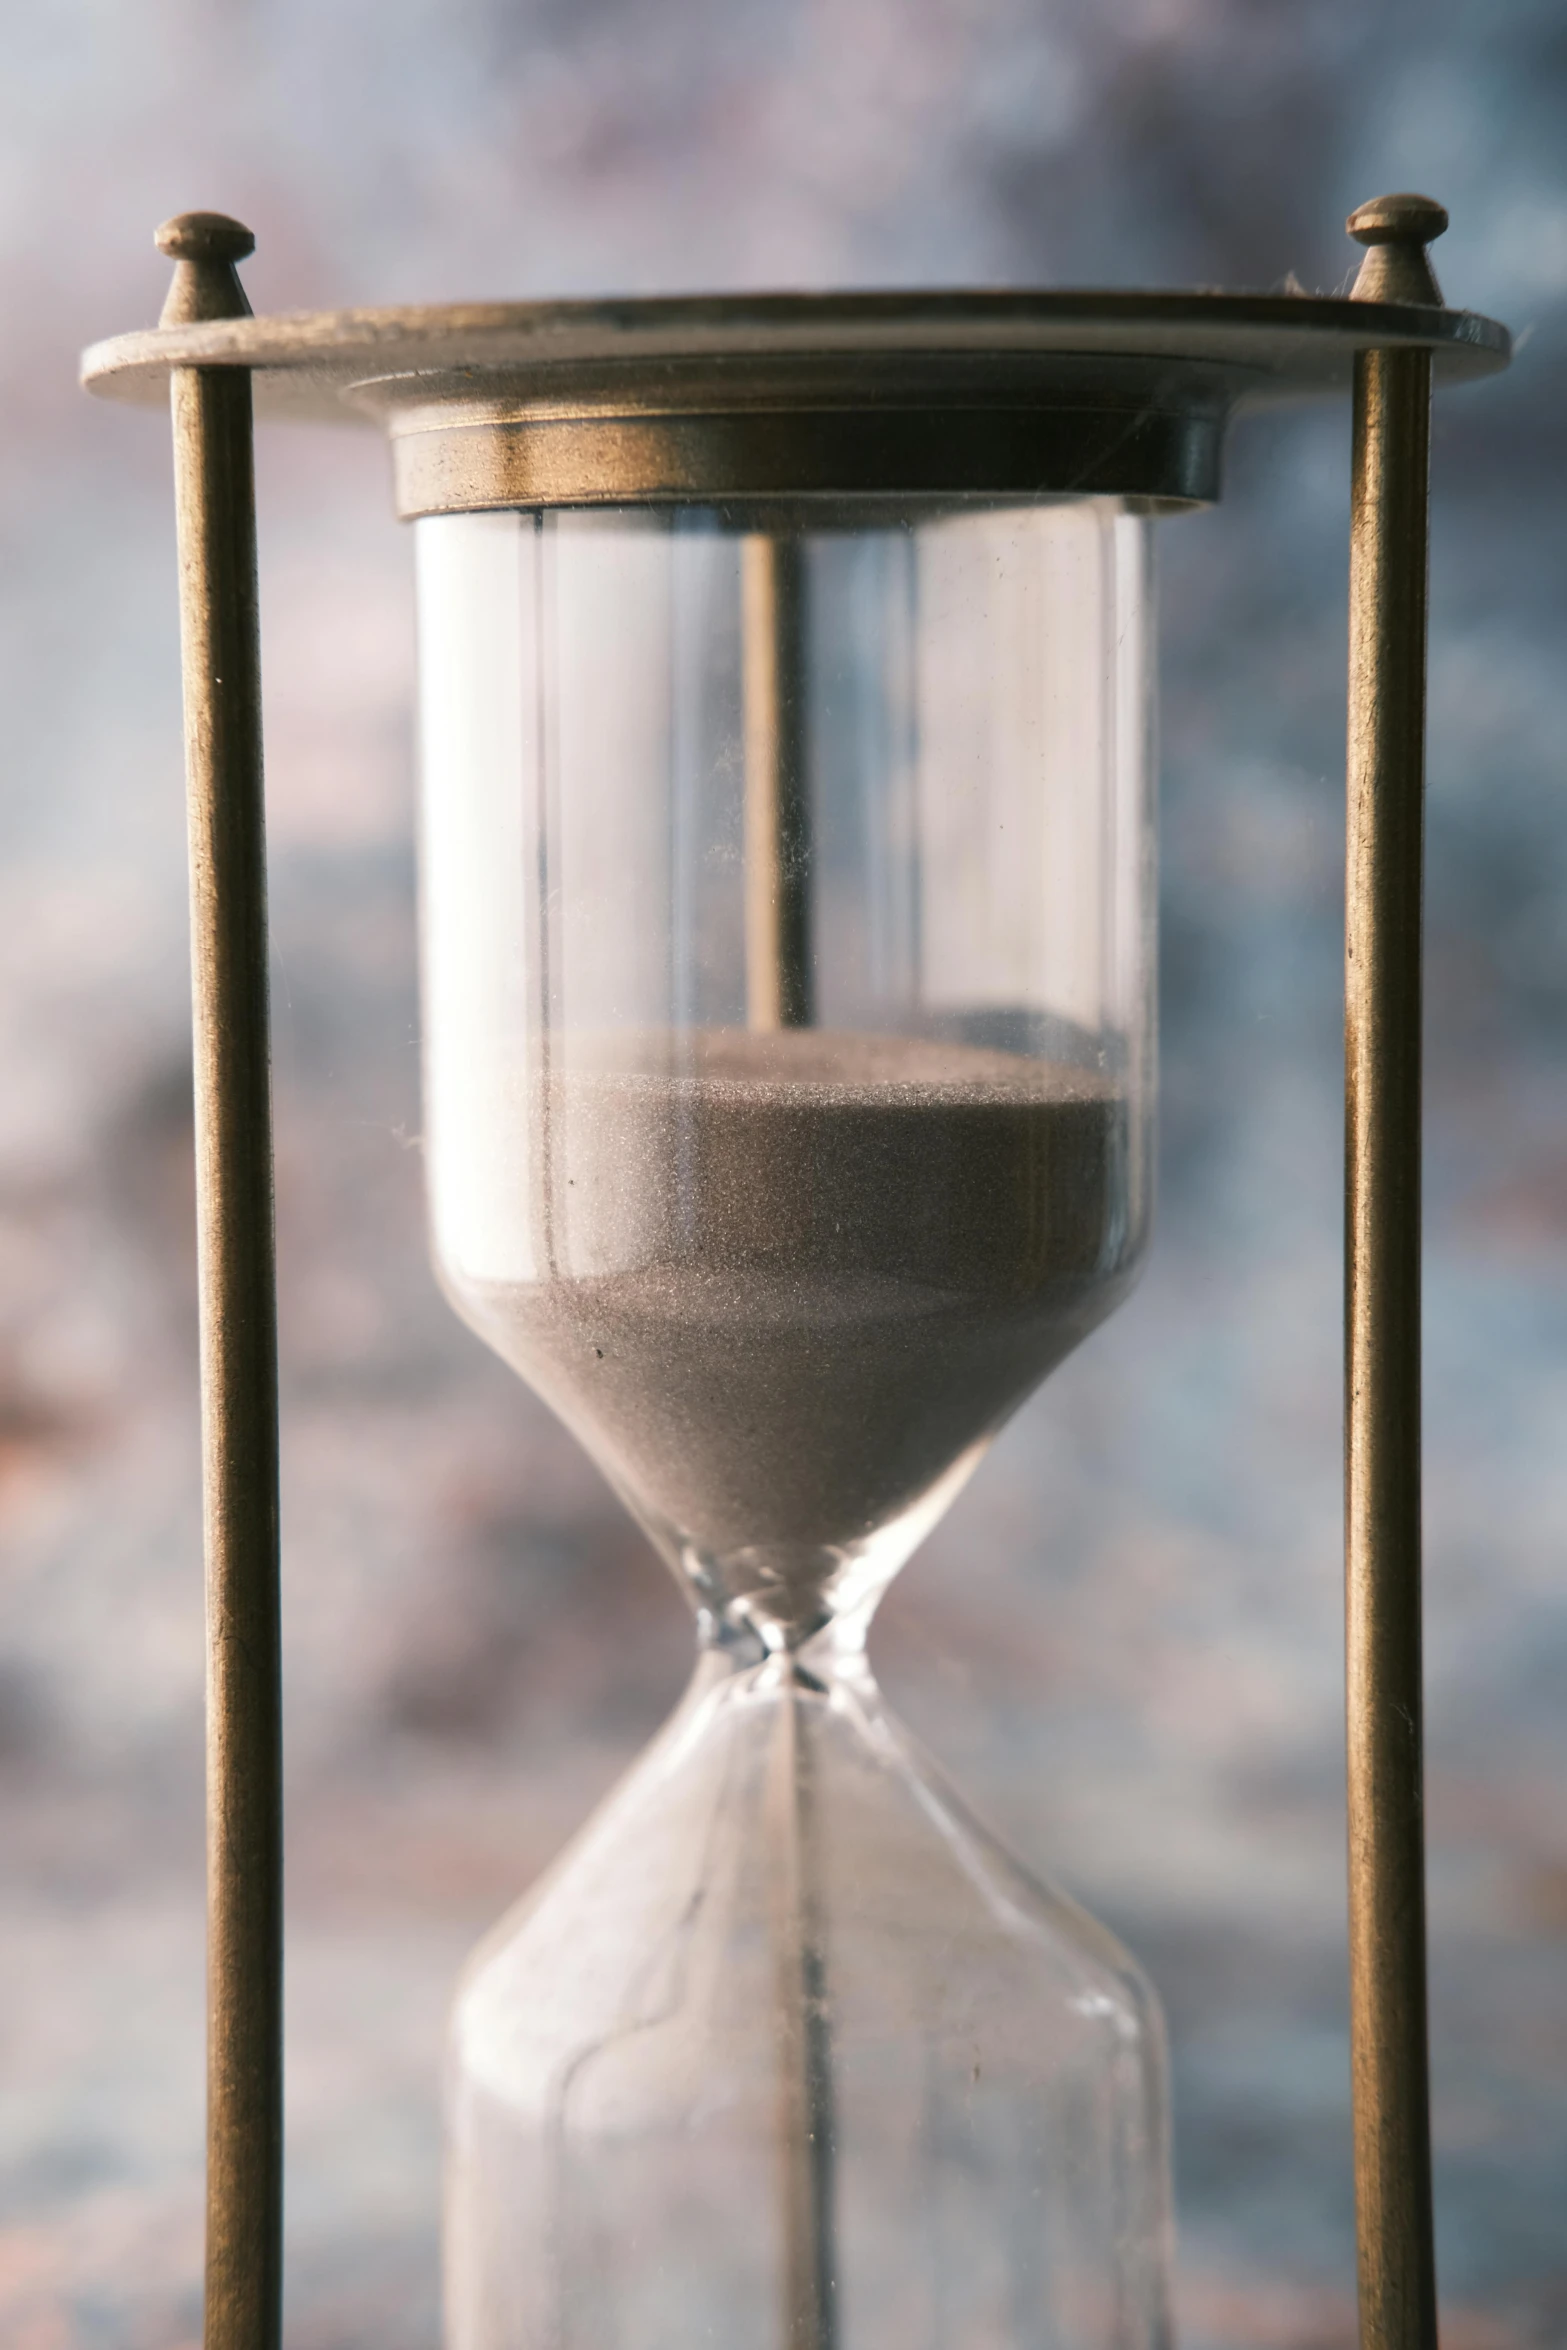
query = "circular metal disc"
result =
(82, 290, 1509, 513)
(81, 289, 1510, 420)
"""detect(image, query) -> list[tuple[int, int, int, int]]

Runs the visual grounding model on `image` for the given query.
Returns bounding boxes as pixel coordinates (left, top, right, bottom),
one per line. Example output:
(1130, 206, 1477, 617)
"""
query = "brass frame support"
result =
(162, 216, 283, 2350)
(742, 532, 813, 1030)
(1344, 217, 1441, 2349)
(771, 1682, 839, 2350)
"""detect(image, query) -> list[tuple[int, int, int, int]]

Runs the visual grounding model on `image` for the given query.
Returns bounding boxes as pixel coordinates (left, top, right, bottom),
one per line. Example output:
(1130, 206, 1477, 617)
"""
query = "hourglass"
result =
(421, 488, 1160, 2349)
(84, 198, 1508, 2350)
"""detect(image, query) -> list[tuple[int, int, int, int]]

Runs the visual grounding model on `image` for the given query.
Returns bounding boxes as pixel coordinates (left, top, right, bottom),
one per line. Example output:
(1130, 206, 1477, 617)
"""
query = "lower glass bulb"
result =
(446, 1621, 1174, 2349)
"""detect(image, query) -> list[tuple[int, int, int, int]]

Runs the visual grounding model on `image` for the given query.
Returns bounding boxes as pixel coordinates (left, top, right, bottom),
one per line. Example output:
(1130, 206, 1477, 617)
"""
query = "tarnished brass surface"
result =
(83, 289, 1508, 513)
(382, 371, 1226, 513)
(157, 212, 256, 328)
(1346, 197, 1448, 309)
(81, 286, 1509, 422)
(83, 263, 1509, 515)
(743, 536, 813, 1029)
(1345, 263, 1439, 2350)
(164, 217, 283, 2350)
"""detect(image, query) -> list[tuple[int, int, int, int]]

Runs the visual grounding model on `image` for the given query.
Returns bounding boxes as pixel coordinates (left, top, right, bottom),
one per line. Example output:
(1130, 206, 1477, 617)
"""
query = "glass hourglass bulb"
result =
(416, 496, 1172, 2349)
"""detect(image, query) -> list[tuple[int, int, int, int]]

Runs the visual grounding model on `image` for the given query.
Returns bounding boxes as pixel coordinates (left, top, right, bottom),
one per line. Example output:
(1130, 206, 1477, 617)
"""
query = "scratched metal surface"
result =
(2, 3, 1565, 2343)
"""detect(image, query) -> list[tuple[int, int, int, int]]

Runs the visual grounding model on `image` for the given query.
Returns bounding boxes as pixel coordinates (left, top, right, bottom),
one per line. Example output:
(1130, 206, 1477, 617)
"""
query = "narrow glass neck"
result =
(673, 1432, 991, 1665)
(693, 1575, 883, 1683)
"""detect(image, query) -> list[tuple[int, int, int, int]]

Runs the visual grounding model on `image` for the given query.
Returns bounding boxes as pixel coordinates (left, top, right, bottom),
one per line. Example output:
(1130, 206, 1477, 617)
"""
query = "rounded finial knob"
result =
(154, 212, 255, 327)
(1348, 193, 1449, 249)
(155, 212, 256, 267)
(1346, 192, 1447, 305)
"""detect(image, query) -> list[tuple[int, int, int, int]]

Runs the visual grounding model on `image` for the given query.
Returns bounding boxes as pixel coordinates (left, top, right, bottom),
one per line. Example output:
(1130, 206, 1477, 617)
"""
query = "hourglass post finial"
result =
(157, 211, 283, 2350)
(1348, 192, 1447, 306)
(156, 210, 256, 326)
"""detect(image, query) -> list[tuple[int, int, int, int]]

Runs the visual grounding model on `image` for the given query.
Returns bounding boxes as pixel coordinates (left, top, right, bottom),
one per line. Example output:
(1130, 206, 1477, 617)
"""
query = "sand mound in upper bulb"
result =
(450, 1029, 1137, 1564)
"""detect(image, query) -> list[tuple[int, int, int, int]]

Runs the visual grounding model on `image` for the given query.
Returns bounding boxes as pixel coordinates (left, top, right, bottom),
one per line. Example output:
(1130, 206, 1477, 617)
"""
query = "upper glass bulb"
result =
(418, 498, 1154, 1652)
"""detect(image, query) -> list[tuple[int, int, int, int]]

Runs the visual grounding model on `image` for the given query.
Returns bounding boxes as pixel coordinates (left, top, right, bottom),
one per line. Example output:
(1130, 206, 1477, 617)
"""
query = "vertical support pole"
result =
(746, 519, 831, 2343)
(1343, 191, 1449, 2350)
(158, 213, 282, 2350)
(742, 531, 813, 1030)
(770, 1678, 838, 2350)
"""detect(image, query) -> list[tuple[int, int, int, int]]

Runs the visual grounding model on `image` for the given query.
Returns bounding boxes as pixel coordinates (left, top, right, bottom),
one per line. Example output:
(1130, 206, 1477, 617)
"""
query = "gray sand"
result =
(450, 1030, 1135, 1604)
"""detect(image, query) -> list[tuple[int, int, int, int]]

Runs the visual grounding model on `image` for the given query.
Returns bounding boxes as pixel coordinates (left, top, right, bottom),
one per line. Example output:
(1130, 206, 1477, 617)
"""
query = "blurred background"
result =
(2, 3, 1565, 2344)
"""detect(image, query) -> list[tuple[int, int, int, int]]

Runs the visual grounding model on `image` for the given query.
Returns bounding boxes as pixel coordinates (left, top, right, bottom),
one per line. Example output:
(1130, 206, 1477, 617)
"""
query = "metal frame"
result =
(1345, 336, 1439, 2350)
(85, 278, 1504, 517)
(156, 214, 283, 2350)
(84, 197, 1508, 2350)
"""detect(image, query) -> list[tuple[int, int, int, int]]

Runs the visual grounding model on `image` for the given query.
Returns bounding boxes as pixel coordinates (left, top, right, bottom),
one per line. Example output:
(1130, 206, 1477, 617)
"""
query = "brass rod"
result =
(162, 217, 282, 2350)
(1344, 340, 1437, 2350)
(742, 534, 813, 1029)
(770, 1675, 838, 2350)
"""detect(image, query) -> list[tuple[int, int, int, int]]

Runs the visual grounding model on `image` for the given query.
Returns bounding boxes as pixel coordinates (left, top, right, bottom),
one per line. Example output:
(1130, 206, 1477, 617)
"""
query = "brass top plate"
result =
(83, 288, 1508, 416)
(82, 291, 1509, 513)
